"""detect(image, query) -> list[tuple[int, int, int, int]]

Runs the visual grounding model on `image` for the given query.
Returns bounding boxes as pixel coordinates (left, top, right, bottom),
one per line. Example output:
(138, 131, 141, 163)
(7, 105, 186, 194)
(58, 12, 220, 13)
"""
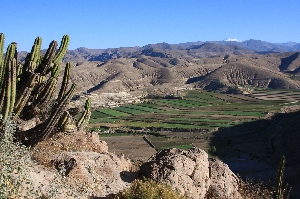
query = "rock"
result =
(52, 151, 135, 197)
(32, 131, 109, 166)
(140, 147, 243, 199)
(17, 118, 39, 131)
(207, 159, 242, 199)
(139, 147, 210, 199)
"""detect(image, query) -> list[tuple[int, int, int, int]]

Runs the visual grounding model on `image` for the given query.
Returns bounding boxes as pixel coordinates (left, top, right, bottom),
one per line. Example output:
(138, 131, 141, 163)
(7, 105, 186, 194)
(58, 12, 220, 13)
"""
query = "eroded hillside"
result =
(70, 52, 300, 99)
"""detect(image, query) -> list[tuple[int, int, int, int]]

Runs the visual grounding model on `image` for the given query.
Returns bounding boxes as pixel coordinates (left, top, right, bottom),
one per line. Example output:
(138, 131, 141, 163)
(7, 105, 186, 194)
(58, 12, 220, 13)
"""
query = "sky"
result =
(1, 0, 300, 51)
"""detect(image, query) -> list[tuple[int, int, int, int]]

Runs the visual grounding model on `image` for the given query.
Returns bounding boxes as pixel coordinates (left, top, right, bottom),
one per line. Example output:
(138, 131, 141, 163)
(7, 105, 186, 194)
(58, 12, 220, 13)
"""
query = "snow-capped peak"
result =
(224, 38, 242, 42)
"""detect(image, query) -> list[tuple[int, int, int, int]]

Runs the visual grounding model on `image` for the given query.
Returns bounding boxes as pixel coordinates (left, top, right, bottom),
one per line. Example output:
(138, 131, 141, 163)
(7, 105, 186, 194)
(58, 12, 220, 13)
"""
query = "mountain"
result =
(15, 39, 300, 98)
(211, 39, 300, 53)
(17, 39, 300, 63)
(70, 52, 300, 98)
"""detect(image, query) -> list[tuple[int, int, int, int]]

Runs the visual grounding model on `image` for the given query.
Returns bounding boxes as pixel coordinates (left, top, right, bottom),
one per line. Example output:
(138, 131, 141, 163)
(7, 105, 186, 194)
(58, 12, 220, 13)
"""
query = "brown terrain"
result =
(69, 51, 300, 99)
(12, 39, 300, 198)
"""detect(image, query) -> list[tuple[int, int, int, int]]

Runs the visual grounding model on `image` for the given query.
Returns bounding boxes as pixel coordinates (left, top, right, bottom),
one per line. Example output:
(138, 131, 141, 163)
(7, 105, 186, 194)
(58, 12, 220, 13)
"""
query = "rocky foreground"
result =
(24, 131, 269, 198)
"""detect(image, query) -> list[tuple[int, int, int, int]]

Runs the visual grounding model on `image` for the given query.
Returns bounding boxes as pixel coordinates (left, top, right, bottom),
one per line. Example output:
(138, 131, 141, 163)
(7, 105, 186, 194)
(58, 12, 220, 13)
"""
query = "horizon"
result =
(14, 38, 299, 52)
(2, 0, 300, 51)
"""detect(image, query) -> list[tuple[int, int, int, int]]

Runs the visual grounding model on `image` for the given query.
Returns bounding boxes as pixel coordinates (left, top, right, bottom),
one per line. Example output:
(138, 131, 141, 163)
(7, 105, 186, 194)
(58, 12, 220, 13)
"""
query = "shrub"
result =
(110, 178, 187, 199)
(0, 115, 34, 198)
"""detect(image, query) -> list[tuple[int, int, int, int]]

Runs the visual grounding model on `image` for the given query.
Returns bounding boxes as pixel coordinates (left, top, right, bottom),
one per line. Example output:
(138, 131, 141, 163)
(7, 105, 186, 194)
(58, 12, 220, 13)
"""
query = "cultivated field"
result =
(90, 89, 300, 160)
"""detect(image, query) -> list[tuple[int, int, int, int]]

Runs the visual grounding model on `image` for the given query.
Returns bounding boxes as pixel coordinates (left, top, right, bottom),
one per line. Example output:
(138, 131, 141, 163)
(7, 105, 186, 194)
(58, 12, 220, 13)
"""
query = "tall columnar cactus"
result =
(53, 35, 69, 64)
(76, 98, 91, 130)
(22, 83, 77, 146)
(0, 43, 17, 121)
(31, 77, 57, 108)
(275, 156, 285, 199)
(0, 33, 80, 146)
(13, 73, 36, 120)
(0, 33, 4, 81)
(35, 40, 58, 75)
(57, 62, 71, 101)
(26, 37, 42, 72)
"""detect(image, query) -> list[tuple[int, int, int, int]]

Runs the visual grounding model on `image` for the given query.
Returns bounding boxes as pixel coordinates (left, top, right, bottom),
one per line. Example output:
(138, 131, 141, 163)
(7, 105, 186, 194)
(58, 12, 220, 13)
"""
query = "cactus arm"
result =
(275, 156, 285, 199)
(23, 83, 77, 146)
(22, 37, 42, 72)
(3, 42, 17, 69)
(31, 37, 42, 63)
(53, 35, 69, 64)
(35, 40, 58, 75)
(0, 33, 4, 82)
(76, 98, 91, 129)
(0, 34, 4, 97)
(31, 77, 57, 107)
(41, 83, 77, 139)
(0, 43, 17, 121)
(57, 62, 71, 101)
(51, 63, 61, 78)
(1, 59, 12, 120)
(9, 58, 17, 114)
(13, 73, 36, 120)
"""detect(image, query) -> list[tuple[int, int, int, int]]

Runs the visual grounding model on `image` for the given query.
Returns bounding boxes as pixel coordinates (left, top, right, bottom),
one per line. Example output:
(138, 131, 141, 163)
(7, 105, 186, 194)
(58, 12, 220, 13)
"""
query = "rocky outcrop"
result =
(32, 131, 109, 166)
(207, 159, 242, 199)
(29, 130, 135, 198)
(139, 147, 242, 199)
(29, 130, 244, 198)
(51, 151, 134, 197)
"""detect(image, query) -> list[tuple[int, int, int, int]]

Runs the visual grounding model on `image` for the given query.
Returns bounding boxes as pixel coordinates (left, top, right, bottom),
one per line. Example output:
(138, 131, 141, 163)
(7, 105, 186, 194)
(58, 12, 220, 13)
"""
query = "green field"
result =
(90, 89, 300, 132)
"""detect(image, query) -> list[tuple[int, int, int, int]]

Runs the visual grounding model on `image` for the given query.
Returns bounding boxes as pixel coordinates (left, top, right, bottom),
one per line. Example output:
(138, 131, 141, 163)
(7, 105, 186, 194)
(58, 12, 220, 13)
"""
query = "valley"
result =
(91, 89, 300, 197)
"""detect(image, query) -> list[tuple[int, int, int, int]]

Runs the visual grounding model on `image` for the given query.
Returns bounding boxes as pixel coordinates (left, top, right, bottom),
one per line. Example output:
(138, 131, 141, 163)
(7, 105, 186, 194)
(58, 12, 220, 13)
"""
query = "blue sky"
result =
(2, 0, 300, 51)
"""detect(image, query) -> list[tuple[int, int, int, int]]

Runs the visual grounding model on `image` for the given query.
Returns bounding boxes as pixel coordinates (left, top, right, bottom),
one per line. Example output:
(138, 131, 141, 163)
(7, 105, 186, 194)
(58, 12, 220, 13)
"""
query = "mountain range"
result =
(17, 39, 300, 98)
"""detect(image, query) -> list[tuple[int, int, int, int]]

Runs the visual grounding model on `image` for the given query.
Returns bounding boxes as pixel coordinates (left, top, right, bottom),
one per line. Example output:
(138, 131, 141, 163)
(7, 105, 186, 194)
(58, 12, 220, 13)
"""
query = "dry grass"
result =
(108, 178, 188, 199)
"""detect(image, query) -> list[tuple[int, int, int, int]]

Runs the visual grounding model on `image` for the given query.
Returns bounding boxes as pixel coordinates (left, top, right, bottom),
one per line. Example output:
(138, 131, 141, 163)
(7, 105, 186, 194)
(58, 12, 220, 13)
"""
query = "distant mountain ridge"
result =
(17, 39, 300, 63)
(16, 39, 300, 97)
(66, 39, 300, 63)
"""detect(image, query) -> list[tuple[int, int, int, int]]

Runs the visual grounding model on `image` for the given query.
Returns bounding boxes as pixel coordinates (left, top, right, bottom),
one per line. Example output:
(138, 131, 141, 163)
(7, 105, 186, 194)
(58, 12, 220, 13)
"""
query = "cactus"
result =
(13, 73, 36, 120)
(76, 98, 91, 130)
(51, 63, 61, 78)
(31, 77, 57, 108)
(35, 40, 58, 75)
(0, 43, 17, 121)
(53, 35, 69, 64)
(275, 156, 285, 199)
(22, 83, 77, 146)
(0, 33, 4, 84)
(28, 37, 42, 72)
(57, 62, 71, 101)
(0, 33, 83, 146)
(1, 58, 17, 121)
(58, 111, 70, 129)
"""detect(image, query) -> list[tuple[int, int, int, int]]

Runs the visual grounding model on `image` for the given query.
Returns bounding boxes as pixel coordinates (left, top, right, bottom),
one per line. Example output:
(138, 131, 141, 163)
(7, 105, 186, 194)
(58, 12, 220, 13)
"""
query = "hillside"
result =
(69, 52, 300, 100)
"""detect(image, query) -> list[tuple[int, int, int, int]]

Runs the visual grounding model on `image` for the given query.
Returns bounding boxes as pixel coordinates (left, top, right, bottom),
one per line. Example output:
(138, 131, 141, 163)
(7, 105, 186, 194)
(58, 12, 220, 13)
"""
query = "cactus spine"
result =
(76, 98, 91, 130)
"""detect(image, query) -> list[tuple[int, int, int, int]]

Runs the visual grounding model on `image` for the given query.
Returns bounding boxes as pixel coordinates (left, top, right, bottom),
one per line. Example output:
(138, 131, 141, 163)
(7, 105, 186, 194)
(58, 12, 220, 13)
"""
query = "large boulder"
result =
(207, 159, 242, 199)
(32, 131, 108, 166)
(51, 151, 134, 197)
(139, 147, 210, 199)
(139, 147, 243, 199)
